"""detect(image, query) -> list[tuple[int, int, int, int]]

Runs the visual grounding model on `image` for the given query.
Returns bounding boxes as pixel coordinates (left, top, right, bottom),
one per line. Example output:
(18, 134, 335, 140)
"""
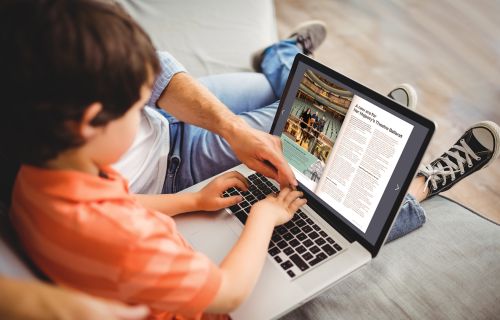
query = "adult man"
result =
(112, 24, 331, 194)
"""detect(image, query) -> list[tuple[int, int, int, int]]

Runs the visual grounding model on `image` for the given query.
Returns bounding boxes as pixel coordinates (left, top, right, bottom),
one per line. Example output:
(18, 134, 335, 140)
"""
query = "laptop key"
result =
(248, 174, 258, 181)
(310, 246, 320, 254)
(235, 211, 247, 224)
(284, 221, 295, 229)
(281, 261, 293, 270)
(302, 225, 313, 234)
(284, 247, 294, 256)
(282, 233, 293, 241)
(296, 245, 306, 254)
(287, 270, 296, 278)
(302, 252, 313, 261)
(289, 239, 300, 247)
(326, 237, 335, 244)
(309, 253, 327, 266)
(257, 194, 266, 200)
(290, 254, 309, 271)
(315, 238, 326, 246)
(292, 214, 301, 222)
(277, 240, 288, 249)
(271, 185, 279, 193)
(296, 233, 307, 241)
(240, 201, 250, 209)
(274, 256, 283, 264)
(303, 239, 314, 247)
(271, 233, 282, 243)
(229, 204, 240, 213)
(309, 231, 319, 240)
(312, 224, 321, 231)
(268, 247, 280, 256)
(319, 231, 328, 238)
(305, 218, 314, 225)
(333, 244, 343, 251)
(276, 226, 287, 235)
(261, 186, 273, 195)
(290, 226, 301, 235)
(296, 220, 306, 227)
(299, 212, 307, 219)
(321, 244, 337, 256)
(249, 198, 258, 204)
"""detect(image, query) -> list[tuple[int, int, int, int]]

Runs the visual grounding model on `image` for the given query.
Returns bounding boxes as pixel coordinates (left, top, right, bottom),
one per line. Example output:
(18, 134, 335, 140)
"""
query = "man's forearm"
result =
(156, 72, 247, 139)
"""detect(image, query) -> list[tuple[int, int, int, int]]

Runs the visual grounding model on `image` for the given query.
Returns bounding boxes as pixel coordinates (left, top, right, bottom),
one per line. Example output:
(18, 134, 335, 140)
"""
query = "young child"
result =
(1, 0, 306, 319)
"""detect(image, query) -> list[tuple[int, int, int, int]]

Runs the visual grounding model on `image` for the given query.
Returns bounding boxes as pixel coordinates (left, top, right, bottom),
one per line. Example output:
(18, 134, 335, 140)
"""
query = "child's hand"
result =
(251, 187, 306, 226)
(195, 171, 248, 212)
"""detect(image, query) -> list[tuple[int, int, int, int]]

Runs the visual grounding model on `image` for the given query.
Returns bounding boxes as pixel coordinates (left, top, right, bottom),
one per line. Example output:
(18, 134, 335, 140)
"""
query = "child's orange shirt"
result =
(10, 165, 223, 320)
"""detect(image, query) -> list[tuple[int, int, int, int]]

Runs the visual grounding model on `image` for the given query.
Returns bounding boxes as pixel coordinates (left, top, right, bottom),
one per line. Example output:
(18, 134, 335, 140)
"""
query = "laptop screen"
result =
(271, 56, 433, 247)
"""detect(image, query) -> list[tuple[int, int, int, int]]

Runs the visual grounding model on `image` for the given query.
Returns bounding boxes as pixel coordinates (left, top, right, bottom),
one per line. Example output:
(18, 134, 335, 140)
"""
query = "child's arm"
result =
(206, 188, 306, 313)
(133, 171, 248, 216)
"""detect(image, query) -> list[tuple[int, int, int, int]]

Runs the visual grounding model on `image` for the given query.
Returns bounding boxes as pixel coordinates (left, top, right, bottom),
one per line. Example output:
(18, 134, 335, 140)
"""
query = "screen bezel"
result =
(270, 54, 435, 257)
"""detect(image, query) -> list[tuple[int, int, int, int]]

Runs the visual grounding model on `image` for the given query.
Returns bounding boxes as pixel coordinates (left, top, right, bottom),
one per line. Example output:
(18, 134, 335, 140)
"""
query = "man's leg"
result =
(163, 21, 329, 192)
(386, 120, 500, 243)
(257, 21, 327, 98)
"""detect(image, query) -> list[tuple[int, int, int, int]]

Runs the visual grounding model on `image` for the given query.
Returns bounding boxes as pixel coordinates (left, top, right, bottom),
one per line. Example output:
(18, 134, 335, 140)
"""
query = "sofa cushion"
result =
(0, 203, 35, 279)
(282, 196, 500, 319)
(115, 0, 278, 77)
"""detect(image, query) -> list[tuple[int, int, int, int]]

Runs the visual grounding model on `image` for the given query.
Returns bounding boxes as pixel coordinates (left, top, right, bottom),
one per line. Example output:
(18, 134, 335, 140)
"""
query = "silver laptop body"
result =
(174, 55, 435, 319)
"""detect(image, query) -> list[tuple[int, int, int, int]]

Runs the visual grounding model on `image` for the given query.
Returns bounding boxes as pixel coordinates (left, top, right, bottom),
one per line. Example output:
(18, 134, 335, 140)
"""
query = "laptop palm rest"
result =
(176, 210, 239, 264)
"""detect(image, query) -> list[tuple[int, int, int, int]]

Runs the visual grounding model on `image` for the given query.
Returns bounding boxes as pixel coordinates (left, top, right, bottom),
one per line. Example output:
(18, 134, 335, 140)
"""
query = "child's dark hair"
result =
(0, 0, 160, 166)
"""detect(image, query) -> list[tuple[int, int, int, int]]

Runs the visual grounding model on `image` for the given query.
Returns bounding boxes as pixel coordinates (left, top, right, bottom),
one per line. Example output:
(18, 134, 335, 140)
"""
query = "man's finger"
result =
(261, 142, 297, 187)
(249, 161, 279, 181)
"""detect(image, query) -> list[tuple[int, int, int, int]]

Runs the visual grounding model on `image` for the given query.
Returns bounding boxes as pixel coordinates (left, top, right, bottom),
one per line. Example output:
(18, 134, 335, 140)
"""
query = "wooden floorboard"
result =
(275, 0, 500, 223)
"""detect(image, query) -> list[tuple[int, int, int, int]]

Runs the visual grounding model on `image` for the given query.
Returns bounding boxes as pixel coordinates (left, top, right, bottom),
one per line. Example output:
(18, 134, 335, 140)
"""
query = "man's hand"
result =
(224, 122, 297, 189)
(195, 171, 248, 211)
(0, 277, 150, 320)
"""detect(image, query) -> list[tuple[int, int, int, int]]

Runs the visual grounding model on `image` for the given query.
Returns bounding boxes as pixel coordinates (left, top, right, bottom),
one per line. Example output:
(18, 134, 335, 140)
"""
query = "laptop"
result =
(175, 54, 435, 319)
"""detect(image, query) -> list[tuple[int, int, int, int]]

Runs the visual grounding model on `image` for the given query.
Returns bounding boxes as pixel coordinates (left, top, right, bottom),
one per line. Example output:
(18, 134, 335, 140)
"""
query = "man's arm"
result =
(155, 71, 297, 188)
(0, 277, 149, 320)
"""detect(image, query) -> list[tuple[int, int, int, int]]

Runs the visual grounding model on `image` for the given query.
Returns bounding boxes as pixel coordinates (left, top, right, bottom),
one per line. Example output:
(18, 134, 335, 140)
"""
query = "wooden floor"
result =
(275, 0, 500, 223)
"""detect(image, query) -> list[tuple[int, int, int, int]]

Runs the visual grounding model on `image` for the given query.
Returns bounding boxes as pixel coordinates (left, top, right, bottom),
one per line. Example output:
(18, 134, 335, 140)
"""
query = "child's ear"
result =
(79, 103, 103, 139)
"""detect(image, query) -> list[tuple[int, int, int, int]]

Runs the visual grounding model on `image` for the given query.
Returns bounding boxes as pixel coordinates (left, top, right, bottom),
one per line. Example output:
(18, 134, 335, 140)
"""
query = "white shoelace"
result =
(420, 139, 481, 192)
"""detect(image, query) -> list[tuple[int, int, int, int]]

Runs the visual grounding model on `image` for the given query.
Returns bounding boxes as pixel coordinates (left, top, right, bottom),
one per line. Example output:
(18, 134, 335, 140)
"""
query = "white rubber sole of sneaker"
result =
(289, 20, 328, 37)
(388, 83, 417, 110)
(469, 120, 500, 168)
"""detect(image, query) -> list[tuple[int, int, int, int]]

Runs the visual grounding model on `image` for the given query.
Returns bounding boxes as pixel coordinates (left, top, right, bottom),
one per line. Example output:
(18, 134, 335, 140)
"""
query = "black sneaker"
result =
(418, 121, 500, 198)
(252, 20, 327, 72)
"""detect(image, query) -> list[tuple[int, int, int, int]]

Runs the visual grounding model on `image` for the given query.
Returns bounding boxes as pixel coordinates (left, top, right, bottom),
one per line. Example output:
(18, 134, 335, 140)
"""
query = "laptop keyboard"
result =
(223, 173, 344, 279)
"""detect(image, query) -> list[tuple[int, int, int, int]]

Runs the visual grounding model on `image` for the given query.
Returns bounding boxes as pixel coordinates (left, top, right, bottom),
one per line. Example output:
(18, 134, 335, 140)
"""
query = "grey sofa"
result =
(1, 1, 499, 319)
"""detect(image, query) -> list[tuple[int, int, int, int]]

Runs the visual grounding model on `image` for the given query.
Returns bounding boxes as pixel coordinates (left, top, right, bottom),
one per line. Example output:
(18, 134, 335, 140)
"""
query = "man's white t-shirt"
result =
(113, 51, 186, 194)
(113, 107, 170, 194)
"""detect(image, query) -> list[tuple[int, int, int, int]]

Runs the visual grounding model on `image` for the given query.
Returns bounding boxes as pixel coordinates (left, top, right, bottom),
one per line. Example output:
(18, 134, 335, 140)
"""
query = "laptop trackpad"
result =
(188, 217, 240, 265)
